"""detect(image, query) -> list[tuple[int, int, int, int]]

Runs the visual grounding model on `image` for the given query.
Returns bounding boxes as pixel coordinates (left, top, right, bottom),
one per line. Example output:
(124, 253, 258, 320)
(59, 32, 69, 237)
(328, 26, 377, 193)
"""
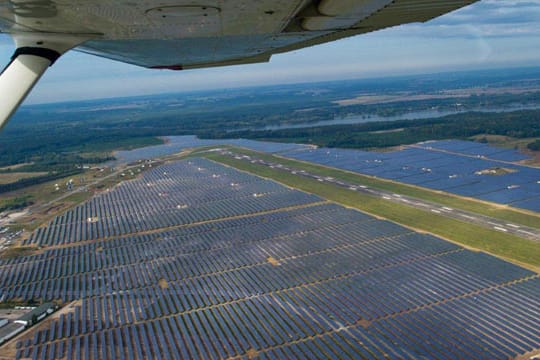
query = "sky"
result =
(1, 0, 540, 104)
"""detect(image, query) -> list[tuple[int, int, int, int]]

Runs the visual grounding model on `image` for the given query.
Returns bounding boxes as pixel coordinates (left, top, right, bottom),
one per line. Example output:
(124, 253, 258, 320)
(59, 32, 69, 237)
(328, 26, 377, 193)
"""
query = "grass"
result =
(469, 134, 540, 166)
(62, 192, 94, 204)
(0, 195, 33, 213)
(0, 172, 48, 185)
(0, 169, 115, 237)
(470, 134, 539, 150)
(203, 151, 540, 270)
(0, 163, 33, 171)
(3, 223, 27, 232)
(218, 146, 540, 230)
(21, 174, 84, 199)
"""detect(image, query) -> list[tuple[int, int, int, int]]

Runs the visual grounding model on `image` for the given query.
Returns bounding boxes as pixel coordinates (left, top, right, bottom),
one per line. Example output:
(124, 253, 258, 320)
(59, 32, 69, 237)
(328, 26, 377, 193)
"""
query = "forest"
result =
(215, 110, 540, 149)
(528, 139, 540, 151)
(0, 195, 33, 212)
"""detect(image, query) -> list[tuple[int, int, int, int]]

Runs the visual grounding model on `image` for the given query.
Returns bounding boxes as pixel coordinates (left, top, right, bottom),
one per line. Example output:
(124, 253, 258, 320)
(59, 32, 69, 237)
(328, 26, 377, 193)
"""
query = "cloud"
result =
(402, 0, 540, 38)
(438, 0, 540, 24)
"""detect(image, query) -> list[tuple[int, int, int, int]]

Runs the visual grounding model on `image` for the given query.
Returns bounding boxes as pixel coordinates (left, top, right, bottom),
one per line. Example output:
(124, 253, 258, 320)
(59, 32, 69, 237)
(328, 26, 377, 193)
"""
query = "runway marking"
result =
(493, 226, 508, 232)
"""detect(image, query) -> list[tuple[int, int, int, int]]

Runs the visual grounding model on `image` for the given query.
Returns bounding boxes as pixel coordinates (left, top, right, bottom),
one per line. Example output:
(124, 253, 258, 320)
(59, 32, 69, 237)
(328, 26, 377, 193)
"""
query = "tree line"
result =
(209, 110, 540, 149)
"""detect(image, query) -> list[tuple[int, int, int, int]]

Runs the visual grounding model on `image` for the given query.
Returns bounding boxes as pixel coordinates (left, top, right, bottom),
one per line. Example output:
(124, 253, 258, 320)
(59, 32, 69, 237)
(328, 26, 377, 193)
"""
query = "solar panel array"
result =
(114, 136, 539, 212)
(283, 140, 540, 212)
(419, 140, 531, 162)
(1, 158, 538, 359)
(113, 135, 309, 164)
(24, 160, 320, 246)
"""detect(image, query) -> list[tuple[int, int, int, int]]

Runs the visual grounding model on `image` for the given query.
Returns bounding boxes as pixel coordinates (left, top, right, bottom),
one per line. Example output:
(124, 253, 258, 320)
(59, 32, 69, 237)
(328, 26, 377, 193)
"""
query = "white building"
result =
(14, 302, 57, 326)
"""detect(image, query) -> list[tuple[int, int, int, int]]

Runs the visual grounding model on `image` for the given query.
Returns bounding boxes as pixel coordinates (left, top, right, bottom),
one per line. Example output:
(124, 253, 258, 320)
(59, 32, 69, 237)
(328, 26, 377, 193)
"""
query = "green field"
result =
(62, 191, 94, 204)
(202, 150, 540, 271)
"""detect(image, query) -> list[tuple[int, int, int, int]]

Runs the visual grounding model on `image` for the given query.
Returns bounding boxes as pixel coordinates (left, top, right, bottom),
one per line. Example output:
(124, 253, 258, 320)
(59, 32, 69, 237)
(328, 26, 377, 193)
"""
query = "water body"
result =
(253, 105, 540, 131)
(111, 135, 310, 164)
(111, 105, 539, 164)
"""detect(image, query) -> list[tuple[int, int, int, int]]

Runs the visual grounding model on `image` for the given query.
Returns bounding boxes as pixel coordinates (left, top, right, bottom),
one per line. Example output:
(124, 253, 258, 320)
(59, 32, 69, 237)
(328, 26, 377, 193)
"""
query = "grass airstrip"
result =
(200, 147, 540, 271)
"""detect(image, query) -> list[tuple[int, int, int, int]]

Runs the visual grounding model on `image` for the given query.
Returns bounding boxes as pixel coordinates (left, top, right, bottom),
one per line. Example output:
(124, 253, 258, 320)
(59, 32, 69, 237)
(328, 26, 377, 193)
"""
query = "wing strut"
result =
(0, 34, 88, 131)
(0, 48, 58, 130)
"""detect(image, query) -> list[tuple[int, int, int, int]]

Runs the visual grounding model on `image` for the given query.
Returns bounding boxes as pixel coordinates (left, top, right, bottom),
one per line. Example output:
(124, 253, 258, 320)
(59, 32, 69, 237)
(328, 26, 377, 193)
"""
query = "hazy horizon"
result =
(14, 64, 538, 109)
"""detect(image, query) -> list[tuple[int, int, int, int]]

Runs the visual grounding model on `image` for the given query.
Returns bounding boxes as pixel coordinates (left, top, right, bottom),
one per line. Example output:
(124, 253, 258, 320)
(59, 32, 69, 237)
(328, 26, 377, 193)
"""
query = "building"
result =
(14, 302, 57, 327)
(0, 323, 25, 344)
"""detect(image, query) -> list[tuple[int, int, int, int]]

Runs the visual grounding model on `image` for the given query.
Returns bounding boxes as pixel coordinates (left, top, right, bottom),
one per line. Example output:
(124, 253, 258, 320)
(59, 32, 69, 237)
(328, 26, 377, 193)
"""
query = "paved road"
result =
(221, 150, 540, 242)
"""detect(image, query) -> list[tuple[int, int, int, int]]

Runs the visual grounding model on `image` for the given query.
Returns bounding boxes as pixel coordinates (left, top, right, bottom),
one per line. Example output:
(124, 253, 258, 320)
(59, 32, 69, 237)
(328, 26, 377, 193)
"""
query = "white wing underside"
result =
(0, 0, 477, 69)
(0, 0, 478, 129)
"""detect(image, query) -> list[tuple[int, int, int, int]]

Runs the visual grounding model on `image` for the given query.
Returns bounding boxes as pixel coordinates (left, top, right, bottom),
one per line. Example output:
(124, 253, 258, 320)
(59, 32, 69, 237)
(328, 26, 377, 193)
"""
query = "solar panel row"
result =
(112, 136, 539, 211)
(1, 158, 537, 359)
(282, 140, 540, 212)
(417, 140, 531, 162)
(24, 159, 321, 246)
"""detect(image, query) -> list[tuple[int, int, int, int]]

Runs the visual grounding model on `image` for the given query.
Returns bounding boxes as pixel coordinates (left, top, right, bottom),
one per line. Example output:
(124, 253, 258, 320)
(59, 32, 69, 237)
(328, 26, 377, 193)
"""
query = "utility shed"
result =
(14, 303, 57, 326)
(0, 323, 25, 344)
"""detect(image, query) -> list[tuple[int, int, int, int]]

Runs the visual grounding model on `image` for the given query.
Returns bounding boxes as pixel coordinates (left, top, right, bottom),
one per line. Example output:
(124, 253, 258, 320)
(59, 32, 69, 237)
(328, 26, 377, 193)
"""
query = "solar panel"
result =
(283, 141, 539, 212)
(3, 158, 538, 359)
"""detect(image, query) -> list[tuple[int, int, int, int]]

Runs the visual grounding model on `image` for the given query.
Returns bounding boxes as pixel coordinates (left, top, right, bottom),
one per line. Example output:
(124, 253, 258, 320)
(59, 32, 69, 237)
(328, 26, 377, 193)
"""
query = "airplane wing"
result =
(0, 0, 477, 128)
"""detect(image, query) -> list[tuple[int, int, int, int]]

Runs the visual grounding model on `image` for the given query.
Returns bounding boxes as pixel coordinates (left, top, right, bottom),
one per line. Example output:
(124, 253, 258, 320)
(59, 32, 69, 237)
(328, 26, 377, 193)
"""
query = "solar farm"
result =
(113, 136, 540, 212)
(282, 140, 540, 212)
(1, 158, 538, 359)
